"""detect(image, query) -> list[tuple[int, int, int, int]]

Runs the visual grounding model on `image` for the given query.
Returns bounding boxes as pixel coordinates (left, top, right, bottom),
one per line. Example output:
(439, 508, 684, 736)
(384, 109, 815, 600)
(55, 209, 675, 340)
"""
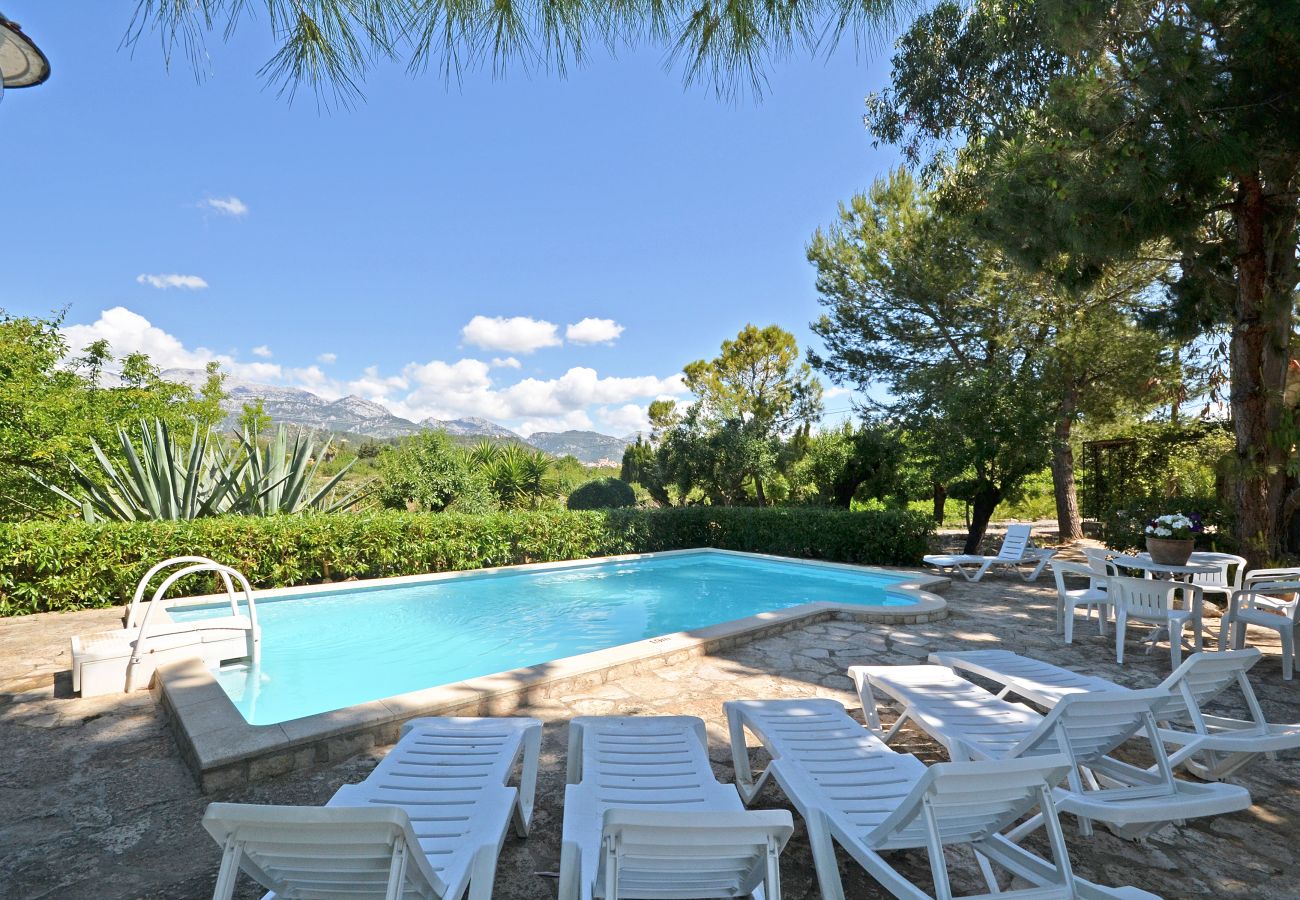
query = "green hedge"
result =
(0, 507, 933, 616)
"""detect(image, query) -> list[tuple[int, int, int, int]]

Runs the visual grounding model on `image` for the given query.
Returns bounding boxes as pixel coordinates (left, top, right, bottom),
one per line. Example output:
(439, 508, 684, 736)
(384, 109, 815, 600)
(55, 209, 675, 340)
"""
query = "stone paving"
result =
(3, 569, 1300, 898)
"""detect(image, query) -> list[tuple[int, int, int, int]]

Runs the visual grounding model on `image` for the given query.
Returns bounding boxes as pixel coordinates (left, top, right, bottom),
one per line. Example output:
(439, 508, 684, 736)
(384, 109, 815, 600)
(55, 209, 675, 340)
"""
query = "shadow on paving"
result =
(2, 572, 1299, 897)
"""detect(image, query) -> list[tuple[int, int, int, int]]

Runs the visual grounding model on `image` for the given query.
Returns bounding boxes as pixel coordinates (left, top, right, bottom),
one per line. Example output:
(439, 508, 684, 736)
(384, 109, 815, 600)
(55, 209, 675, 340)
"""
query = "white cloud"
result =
(62, 307, 275, 381)
(516, 411, 594, 437)
(597, 403, 651, 436)
(252, 345, 273, 358)
(566, 317, 625, 345)
(461, 315, 561, 354)
(60, 307, 688, 436)
(317, 352, 338, 365)
(137, 273, 208, 290)
(203, 196, 249, 217)
(491, 356, 522, 369)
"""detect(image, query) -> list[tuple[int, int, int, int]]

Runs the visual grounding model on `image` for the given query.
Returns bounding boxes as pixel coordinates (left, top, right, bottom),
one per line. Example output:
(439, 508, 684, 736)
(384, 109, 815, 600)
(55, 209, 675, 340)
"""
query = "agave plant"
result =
(35, 418, 368, 521)
(32, 420, 248, 522)
(236, 426, 365, 515)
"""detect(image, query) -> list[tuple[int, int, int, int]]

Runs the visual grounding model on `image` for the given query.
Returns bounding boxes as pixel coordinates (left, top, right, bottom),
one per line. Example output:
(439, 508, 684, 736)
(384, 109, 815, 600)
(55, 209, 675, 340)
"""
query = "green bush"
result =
(0, 507, 933, 615)
(567, 477, 637, 510)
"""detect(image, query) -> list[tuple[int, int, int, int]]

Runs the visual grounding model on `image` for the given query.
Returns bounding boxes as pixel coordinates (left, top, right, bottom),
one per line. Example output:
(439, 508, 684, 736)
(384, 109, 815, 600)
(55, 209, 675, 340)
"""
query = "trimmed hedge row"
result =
(0, 507, 933, 616)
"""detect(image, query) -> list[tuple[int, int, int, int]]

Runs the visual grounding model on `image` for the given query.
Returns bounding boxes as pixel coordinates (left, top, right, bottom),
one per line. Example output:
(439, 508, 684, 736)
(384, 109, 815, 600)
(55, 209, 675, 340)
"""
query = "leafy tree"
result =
(809, 170, 1172, 546)
(678, 324, 823, 505)
(864, 0, 1300, 562)
(792, 422, 903, 508)
(239, 398, 273, 435)
(0, 310, 229, 519)
(376, 431, 478, 512)
(620, 438, 672, 507)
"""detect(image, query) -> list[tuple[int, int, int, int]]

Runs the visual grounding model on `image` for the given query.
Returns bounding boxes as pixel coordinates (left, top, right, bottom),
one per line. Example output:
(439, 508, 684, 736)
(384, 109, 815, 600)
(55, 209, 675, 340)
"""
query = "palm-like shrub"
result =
(482, 444, 552, 509)
(35, 419, 364, 521)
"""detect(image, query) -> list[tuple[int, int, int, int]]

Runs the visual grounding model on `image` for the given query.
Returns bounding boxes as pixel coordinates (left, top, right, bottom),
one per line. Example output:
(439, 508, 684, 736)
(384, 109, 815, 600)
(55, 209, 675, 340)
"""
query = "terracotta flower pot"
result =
(1146, 537, 1194, 566)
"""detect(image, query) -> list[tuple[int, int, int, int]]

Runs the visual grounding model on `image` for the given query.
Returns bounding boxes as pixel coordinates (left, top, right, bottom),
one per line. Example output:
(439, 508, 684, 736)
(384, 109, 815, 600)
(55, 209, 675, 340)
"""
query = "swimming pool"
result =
(170, 550, 919, 725)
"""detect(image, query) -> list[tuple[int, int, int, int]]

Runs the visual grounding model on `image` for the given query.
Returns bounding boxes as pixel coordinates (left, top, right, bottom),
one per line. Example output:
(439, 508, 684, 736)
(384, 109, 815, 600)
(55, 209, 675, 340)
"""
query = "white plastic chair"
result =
(931, 647, 1300, 781)
(1243, 567, 1300, 590)
(724, 698, 1156, 900)
(204, 716, 542, 900)
(1051, 559, 1110, 643)
(558, 715, 793, 900)
(849, 664, 1250, 840)
(922, 523, 1056, 583)
(1220, 581, 1300, 680)
(1108, 575, 1203, 667)
(1186, 552, 1246, 605)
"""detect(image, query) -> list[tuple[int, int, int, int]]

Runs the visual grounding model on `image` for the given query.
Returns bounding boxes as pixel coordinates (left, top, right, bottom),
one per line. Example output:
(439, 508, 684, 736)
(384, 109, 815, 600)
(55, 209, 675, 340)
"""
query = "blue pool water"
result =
(171, 551, 914, 725)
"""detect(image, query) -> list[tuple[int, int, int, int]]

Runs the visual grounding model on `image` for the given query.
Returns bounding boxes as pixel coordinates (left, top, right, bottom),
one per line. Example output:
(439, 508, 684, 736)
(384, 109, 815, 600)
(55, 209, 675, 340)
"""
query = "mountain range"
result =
(159, 368, 633, 465)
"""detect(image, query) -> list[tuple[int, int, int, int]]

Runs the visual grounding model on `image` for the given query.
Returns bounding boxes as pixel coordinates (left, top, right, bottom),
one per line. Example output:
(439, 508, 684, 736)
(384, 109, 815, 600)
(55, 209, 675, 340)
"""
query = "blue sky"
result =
(3, 5, 901, 436)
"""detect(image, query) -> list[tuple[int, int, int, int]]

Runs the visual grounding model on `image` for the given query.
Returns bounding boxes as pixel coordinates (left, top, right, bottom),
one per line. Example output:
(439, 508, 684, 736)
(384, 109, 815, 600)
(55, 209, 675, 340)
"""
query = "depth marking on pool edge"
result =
(648, 637, 673, 644)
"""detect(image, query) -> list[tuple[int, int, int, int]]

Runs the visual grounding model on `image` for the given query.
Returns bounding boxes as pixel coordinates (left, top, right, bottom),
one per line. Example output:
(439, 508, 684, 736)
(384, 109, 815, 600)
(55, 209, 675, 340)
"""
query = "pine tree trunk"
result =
(1229, 172, 1297, 566)
(753, 475, 767, 507)
(932, 481, 947, 523)
(1050, 405, 1083, 541)
(964, 487, 1002, 554)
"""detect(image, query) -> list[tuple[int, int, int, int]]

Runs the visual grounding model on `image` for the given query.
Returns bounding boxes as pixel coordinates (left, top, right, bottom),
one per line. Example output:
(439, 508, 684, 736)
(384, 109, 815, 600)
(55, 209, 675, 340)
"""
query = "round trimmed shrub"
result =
(567, 477, 636, 510)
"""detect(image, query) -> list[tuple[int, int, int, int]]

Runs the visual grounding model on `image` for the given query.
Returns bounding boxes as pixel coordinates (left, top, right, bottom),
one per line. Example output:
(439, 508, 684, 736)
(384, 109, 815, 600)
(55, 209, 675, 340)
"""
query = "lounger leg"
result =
(384, 838, 409, 900)
(921, 800, 954, 900)
(1116, 612, 1127, 665)
(514, 725, 541, 837)
(1064, 604, 1074, 644)
(211, 837, 242, 900)
(804, 809, 846, 900)
(558, 842, 581, 900)
(1283, 628, 1295, 681)
(764, 835, 782, 900)
(603, 834, 620, 900)
(466, 842, 501, 900)
(727, 710, 765, 805)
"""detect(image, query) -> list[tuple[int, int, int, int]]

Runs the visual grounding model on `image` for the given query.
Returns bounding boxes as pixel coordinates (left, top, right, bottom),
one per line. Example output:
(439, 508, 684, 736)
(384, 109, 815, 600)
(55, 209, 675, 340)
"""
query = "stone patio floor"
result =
(3, 571, 1300, 898)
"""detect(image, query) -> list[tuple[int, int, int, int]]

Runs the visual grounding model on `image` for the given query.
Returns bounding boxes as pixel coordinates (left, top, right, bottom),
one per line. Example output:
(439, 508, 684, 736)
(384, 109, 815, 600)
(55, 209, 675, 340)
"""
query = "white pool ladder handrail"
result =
(125, 556, 236, 630)
(125, 563, 261, 692)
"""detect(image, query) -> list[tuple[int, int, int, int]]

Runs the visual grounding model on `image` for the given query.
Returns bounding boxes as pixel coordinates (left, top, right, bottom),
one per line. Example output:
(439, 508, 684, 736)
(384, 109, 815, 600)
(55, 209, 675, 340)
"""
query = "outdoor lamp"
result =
(0, 12, 49, 105)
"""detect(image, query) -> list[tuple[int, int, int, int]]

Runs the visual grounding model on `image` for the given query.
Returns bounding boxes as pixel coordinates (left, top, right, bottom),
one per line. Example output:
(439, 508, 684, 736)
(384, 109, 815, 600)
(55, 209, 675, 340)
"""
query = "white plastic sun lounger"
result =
(558, 715, 793, 900)
(204, 716, 541, 900)
(929, 647, 1300, 781)
(724, 698, 1156, 900)
(922, 524, 1056, 583)
(849, 665, 1250, 839)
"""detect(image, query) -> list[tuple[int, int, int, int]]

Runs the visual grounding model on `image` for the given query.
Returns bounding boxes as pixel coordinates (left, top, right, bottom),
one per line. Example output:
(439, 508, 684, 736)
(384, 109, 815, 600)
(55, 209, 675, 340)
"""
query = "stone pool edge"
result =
(155, 560, 949, 792)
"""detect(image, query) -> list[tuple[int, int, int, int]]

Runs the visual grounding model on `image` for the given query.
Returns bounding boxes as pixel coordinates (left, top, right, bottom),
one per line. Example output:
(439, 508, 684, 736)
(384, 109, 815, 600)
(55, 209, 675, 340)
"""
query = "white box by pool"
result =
(153, 549, 948, 789)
